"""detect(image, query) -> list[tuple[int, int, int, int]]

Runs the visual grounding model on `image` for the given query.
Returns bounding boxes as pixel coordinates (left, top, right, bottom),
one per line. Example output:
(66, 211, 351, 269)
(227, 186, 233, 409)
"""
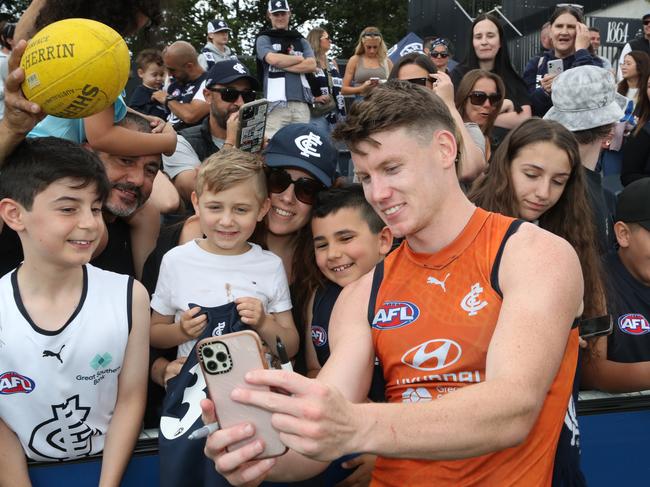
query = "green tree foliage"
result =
(8, 0, 408, 60)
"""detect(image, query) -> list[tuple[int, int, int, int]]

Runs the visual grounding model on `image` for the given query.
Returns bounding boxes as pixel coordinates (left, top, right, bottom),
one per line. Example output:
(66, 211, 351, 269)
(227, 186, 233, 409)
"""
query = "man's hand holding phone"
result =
(225, 111, 240, 148)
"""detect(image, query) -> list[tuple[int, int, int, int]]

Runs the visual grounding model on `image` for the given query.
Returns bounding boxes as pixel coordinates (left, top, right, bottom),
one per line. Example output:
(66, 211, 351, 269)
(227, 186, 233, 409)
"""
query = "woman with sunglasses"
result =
(428, 37, 452, 74)
(389, 53, 487, 182)
(469, 117, 605, 487)
(523, 6, 602, 117)
(306, 27, 345, 133)
(451, 13, 531, 136)
(456, 69, 505, 160)
(341, 26, 392, 97)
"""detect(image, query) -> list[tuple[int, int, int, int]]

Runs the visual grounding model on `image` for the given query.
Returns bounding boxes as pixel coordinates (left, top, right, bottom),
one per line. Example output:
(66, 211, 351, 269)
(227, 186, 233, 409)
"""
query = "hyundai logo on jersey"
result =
(0, 371, 35, 395)
(372, 301, 420, 330)
(401, 339, 462, 371)
(618, 313, 650, 335)
(311, 326, 327, 347)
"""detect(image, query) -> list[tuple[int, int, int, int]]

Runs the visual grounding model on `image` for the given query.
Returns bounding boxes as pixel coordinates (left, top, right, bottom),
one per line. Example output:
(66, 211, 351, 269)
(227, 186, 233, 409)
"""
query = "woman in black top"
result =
(621, 73, 650, 186)
(451, 13, 531, 134)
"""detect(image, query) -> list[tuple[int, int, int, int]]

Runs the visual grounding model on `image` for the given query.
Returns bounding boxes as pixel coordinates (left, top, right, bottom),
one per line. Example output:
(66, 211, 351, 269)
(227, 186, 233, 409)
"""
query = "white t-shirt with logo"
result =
(0, 265, 131, 461)
(151, 240, 292, 358)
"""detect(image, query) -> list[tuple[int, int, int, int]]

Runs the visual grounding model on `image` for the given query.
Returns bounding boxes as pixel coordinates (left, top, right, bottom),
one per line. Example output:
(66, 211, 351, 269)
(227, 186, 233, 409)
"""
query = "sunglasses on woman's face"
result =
(208, 87, 256, 103)
(468, 90, 500, 106)
(267, 168, 325, 205)
(406, 77, 429, 86)
(430, 51, 449, 59)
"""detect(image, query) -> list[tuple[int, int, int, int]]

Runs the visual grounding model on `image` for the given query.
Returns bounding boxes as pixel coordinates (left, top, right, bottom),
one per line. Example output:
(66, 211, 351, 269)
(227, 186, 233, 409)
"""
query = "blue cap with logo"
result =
(205, 60, 259, 90)
(264, 123, 337, 187)
(268, 0, 290, 13)
(207, 19, 231, 34)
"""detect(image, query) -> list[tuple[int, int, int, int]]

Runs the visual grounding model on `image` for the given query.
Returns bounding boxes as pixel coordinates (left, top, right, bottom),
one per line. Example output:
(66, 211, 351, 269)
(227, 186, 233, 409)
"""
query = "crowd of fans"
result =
(1, 1, 650, 486)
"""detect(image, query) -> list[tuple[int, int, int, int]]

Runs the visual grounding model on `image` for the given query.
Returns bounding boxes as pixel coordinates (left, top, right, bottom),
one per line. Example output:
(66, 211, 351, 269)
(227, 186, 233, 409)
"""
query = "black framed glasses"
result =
(267, 168, 324, 205)
(406, 77, 429, 86)
(430, 52, 449, 58)
(468, 91, 500, 106)
(363, 32, 382, 38)
(208, 87, 256, 103)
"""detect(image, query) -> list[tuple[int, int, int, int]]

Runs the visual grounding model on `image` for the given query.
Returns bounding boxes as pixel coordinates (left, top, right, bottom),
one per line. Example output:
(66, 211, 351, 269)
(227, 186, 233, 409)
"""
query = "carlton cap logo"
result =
(219, 21, 225, 27)
(295, 132, 322, 158)
(276, 1, 282, 6)
(233, 63, 247, 74)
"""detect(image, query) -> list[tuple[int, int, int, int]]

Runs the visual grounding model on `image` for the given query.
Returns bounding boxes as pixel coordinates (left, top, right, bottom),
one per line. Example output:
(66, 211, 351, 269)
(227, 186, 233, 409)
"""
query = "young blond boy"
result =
(150, 149, 298, 359)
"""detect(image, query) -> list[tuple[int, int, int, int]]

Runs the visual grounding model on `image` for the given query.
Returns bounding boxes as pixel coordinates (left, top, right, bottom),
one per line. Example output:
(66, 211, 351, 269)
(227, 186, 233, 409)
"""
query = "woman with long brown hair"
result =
(341, 26, 393, 97)
(456, 69, 505, 160)
(618, 50, 650, 108)
(469, 117, 605, 487)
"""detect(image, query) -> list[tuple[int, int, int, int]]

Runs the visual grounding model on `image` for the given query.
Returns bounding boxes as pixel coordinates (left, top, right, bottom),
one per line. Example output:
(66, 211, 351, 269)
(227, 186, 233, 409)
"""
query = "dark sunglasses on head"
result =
(267, 168, 325, 205)
(430, 51, 449, 58)
(208, 87, 256, 103)
(406, 77, 429, 86)
(363, 32, 382, 38)
(469, 91, 500, 106)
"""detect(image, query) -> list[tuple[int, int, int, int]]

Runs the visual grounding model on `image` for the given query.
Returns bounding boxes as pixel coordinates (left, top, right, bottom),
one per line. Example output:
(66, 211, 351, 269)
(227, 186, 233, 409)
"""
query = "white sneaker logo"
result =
(460, 283, 488, 316)
(295, 132, 322, 158)
(233, 63, 247, 74)
(427, 273, 450, 292)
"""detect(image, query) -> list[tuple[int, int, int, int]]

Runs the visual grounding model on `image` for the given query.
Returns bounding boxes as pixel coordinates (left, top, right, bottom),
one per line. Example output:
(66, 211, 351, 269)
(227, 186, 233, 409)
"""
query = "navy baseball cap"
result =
(207, 19, 231, 34)
(643, 12, 650, 21)
(264, 123, 337, 187)
(268, 0, 290, 13)
(616, 178, 650, 231)
(205, 60, 259, 90)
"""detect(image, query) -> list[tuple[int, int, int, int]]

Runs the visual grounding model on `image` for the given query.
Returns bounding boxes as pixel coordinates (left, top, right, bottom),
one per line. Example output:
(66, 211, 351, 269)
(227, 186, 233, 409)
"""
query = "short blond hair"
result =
(196, 149, 267, 201)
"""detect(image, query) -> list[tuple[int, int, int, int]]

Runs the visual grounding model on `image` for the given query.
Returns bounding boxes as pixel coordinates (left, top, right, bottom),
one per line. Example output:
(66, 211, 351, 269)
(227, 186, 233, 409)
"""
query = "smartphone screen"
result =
(236, 99, 268, 153)
(579, 315, 613, 338)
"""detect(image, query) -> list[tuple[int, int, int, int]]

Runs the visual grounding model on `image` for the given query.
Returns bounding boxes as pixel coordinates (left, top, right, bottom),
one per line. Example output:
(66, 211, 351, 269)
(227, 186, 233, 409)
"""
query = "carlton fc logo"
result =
(619, 313, 650, 335)
(372, 301, 420, 330)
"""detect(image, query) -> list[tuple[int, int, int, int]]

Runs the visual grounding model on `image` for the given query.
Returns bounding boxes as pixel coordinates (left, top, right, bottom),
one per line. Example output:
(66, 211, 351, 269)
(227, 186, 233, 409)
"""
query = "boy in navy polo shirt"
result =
(583, 178, 650, 392)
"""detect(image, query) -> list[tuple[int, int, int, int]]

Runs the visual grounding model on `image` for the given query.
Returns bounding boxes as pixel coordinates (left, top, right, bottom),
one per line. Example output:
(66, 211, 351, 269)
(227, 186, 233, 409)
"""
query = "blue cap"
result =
(263, 123, 337, 187)
(268, 0, 290, 13)
(205, 60, 259, 90)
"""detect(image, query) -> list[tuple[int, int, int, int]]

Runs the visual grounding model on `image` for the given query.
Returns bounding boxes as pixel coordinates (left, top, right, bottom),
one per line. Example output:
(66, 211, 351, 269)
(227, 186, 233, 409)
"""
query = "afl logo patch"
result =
(372, 301, 420, 330)
(618, 313, 650, 335)
(0, 371, 36, 395)
(311, 326, 327, 347)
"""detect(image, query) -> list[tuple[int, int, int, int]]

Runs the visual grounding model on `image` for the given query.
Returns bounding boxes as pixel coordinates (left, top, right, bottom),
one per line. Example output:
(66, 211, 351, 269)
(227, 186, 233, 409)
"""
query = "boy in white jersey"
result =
(0, 137, 150, 486)
(150, 148, 298, 359)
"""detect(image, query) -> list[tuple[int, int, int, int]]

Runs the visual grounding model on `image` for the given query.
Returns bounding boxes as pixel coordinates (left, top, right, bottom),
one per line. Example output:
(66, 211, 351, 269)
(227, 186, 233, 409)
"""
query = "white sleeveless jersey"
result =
(0, 264, 132, 461)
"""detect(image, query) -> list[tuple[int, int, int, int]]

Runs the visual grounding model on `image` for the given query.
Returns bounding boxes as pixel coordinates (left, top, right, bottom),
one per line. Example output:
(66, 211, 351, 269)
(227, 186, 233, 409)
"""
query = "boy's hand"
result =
(152, 90, 167, 104)
(164, 357, 187, 387)
(180, 306, 208, 338)
(235, 297, 266, 328)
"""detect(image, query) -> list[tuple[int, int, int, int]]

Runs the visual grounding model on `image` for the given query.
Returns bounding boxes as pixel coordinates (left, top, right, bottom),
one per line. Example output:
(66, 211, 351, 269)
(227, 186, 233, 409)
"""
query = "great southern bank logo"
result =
(372, 301, 420, 330)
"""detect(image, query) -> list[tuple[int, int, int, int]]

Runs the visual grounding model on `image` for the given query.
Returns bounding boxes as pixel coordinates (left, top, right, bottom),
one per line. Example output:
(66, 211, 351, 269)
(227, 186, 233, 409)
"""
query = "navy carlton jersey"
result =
(159, 301, 251, 487)
(605, 252, 650, 362)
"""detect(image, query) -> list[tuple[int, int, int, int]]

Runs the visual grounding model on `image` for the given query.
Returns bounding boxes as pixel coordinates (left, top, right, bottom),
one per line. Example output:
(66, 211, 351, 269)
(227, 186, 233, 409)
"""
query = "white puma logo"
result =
(427, 273, 450, 292)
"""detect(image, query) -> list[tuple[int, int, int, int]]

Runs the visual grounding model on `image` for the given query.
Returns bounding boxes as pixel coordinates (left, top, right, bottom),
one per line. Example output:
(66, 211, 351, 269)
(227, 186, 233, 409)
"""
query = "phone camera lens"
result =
(203, 347, 214, 358)
(206, 360, 218, 371)
(216, 351, 228, 362)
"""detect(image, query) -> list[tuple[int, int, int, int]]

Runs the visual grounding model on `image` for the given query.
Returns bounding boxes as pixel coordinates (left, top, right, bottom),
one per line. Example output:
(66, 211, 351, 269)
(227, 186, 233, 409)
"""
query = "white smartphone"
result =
(236, 99, 268, 153)
(547, 59, 564, 76)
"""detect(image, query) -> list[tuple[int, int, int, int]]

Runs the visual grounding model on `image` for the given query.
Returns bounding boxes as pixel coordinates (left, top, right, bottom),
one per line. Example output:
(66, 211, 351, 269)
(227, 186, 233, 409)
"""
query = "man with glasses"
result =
(154, 41, 210, 131)
(163, 60, 258, 202)
(616, 13, 650, 81)
(255, 0, 316, 138)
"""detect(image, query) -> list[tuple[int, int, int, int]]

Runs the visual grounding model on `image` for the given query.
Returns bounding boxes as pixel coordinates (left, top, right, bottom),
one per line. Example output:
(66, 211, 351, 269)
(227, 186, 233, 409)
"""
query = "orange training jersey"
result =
(369, 208, 579, 487)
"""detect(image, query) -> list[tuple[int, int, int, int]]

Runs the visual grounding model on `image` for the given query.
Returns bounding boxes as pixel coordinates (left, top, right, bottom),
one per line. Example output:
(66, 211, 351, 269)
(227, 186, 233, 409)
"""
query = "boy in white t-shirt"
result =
(150, 149, 298, 358)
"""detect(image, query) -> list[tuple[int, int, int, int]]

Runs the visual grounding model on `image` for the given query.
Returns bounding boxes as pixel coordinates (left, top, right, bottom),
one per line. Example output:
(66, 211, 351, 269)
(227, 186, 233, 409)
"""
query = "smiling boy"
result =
(150, 148, 298, 359)
(0, 137, 149, 487)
